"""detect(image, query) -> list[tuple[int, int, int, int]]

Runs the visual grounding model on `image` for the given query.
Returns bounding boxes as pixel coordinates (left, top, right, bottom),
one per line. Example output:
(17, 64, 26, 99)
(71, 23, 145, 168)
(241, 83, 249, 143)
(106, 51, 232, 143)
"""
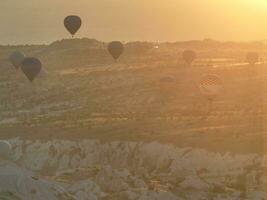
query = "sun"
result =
(245, 0, 267, 6)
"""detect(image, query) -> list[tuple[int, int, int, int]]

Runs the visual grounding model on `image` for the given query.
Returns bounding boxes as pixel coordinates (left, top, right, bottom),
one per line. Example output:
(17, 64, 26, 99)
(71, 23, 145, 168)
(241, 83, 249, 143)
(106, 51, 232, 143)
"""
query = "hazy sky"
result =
(1, 0, 267, 44)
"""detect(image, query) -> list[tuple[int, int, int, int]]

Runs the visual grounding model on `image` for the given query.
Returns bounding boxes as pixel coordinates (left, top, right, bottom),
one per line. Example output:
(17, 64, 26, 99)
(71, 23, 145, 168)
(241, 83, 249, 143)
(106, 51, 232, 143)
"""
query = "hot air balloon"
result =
(0, 141, 12, 160)
(21, 57, 42, 82)
(183, 50, 196, 65)
(9, 51, 25, 70)
(108, 41, 124, 60)
(64, 15, 82, 37)
(246, 52, 259, 65)
(199, 74, 222, 101)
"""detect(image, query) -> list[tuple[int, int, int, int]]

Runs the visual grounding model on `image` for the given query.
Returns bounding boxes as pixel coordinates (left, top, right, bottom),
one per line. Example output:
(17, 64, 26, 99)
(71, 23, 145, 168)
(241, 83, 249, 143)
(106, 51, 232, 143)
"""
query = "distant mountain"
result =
(0, 38, 267, 71)
(47, 38, 105, 50)
(165, 39, 266, 50)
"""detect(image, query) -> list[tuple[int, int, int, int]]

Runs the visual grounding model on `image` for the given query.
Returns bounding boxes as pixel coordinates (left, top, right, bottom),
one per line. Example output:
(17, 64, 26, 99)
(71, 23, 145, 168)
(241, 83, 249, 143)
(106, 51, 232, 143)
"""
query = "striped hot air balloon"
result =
(199, 74, 222, 100)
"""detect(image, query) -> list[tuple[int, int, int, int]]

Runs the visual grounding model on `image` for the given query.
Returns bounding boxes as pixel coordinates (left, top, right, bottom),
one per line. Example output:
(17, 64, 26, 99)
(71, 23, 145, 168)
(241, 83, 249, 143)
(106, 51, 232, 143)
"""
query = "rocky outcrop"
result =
(4, 138, 267, 199)
(0, 160, 73, 200)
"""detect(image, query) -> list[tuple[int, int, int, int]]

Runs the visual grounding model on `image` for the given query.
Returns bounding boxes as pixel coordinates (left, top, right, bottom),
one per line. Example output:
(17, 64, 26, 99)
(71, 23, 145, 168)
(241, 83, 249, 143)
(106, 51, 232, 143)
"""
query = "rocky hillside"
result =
(2, 138, 265, 200)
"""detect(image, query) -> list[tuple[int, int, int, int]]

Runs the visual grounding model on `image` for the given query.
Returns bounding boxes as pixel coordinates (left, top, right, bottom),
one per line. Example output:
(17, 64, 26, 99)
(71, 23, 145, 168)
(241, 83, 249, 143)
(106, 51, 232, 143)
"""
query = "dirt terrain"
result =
(1, 38, 267, 154)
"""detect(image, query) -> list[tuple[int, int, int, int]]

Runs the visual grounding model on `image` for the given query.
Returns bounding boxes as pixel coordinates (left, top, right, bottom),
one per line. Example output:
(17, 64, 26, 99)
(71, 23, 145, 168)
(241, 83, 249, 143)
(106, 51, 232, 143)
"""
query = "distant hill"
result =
(0, 38, 267, 71)
(164, 39, 266, 50)
(1, 38, 267, 154)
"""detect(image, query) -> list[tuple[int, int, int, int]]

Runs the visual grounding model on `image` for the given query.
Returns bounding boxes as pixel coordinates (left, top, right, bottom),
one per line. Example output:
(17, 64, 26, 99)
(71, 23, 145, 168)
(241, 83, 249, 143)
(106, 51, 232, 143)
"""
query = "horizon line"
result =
(1, 37, 267, 46)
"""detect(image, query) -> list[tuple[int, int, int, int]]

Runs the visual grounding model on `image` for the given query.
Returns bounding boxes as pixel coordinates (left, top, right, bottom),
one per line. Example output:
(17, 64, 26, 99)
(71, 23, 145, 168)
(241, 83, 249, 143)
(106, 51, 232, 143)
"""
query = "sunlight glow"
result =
(244, 0, 267, 6)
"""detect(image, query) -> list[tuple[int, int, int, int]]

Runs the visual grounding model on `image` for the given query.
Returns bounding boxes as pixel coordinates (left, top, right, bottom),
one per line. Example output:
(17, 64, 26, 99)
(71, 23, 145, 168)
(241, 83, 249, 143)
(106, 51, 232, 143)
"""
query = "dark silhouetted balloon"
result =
(64, 15, 82, 37)
(108, 41, 124, 60)
(9, 51, 25, 70)
(246, 52, 259, 65)
(182, 50, 196, 65)
(21, 57, 42, 82)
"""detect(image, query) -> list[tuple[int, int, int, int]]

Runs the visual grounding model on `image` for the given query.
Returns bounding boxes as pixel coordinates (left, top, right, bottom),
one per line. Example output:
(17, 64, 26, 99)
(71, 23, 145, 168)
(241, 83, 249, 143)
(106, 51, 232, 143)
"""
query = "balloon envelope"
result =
(199, 74, 222, 99)
(183, 50, 196, 65)
(21, 57, 42, 82)
(9, 51, 25, 70)
(108, 41, 124, 60)
(64, 15, 82, 36)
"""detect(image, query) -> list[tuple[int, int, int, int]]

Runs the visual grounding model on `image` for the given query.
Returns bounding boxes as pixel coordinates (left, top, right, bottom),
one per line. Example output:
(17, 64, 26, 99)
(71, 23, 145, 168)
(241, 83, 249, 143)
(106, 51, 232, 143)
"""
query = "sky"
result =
(1, 0, 267, 44)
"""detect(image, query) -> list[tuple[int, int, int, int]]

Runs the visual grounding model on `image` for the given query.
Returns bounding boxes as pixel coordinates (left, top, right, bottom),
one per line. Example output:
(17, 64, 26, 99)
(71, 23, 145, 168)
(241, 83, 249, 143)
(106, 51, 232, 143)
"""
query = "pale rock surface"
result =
(0, 160, 73, 200)
(3, 138, 266, 200)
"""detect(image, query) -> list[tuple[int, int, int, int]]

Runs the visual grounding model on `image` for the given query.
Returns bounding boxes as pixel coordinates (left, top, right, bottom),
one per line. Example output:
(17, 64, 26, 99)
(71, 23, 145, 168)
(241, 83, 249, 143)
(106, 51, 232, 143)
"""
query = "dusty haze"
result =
(1, 0, 267, 44)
